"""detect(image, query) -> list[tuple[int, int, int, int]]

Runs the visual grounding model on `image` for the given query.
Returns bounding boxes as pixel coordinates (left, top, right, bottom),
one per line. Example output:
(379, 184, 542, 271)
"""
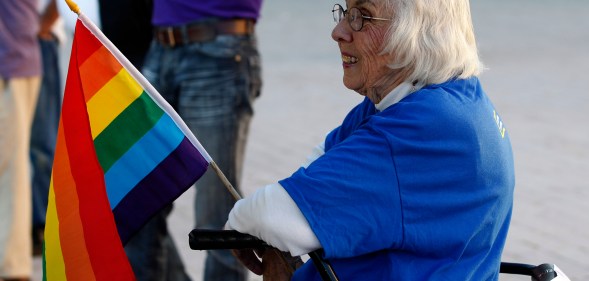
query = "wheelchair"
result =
(188, 229, 571, 281)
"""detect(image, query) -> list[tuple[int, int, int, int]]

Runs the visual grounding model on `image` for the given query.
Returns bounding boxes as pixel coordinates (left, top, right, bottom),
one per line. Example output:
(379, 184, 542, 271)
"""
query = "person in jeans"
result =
(123, 1, 263, 281)
(30, 0, 63, 256)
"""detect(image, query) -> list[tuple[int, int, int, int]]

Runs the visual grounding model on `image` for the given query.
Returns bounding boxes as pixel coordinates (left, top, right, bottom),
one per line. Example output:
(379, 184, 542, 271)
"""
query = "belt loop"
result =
(166, 27, 175, 47)
(248, 20, 255, 34)
(180, 24, 191, 46)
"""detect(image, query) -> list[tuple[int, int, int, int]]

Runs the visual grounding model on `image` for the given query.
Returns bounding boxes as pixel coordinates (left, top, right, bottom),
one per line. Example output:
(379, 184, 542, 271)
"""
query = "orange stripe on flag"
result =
(52, 119, 97, 281)
(79, 46, 123, 102)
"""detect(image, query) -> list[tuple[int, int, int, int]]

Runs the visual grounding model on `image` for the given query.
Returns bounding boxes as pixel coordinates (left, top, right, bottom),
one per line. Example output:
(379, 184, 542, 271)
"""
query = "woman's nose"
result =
(331, 19, 352, 43)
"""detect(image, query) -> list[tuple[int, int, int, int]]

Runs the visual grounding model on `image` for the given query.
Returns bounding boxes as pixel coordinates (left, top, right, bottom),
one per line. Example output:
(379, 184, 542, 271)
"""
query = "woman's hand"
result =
(232, 248, 264, 275)
(261, 248, 294, 281)
(232, 247, 301, 281)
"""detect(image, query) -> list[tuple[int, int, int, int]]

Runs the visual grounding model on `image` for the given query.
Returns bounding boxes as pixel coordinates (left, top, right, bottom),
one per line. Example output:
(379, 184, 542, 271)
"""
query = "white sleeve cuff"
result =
(227, 183, 321, 256)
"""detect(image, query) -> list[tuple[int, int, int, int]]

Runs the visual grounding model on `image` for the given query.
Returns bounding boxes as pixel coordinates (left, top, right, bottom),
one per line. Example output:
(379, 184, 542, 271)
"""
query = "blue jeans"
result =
(124, 31, 261, 281)
(31, 38, 61, 230)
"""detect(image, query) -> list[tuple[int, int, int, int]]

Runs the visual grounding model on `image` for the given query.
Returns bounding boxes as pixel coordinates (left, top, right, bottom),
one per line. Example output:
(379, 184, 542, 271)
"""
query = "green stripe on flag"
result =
(94, 91, 165, 172)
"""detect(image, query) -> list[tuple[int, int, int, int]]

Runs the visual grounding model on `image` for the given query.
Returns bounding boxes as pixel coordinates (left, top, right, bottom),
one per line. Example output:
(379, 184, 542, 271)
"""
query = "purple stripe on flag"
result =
(113, 137, 209, 244)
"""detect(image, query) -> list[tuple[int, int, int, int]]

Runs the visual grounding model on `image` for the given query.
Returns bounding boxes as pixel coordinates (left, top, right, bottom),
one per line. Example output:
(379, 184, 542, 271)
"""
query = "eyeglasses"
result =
(332, 3, 392, 32)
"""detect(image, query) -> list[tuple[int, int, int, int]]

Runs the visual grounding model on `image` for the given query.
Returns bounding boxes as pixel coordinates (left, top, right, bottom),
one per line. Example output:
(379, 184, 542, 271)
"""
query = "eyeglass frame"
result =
(332, 3, 392, 32)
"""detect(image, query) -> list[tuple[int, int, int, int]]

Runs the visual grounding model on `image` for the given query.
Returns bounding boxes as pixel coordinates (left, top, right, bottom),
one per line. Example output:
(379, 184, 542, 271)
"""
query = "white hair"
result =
(381, 0, 483, 86)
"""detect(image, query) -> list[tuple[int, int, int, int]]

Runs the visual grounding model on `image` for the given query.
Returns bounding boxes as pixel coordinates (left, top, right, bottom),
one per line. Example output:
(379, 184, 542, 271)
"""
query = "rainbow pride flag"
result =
(43, 16, 211, 280)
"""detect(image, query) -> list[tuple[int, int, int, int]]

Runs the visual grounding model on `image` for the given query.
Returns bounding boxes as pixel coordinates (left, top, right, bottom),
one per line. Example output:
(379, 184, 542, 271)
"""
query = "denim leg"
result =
(31, 38, 61, 229)
(199, 130, 250, 281)
(192, 115, 251, 281)
(173, 35, 260, 281)
(124, 205, 190, 281)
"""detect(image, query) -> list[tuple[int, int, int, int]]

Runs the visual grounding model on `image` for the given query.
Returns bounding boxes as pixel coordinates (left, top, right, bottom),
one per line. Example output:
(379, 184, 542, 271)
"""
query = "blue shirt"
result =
(280, 77, 515, 280)
(0, 0, 41, 78)
(152, 0, 263, 26)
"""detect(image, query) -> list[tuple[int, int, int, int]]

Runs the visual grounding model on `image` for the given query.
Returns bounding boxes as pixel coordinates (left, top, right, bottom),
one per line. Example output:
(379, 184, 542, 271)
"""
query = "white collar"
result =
(375, 82, 420, 112)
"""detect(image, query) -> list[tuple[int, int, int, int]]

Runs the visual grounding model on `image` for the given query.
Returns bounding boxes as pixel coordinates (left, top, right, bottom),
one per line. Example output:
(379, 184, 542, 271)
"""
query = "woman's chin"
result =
(342, 78, 362, 93)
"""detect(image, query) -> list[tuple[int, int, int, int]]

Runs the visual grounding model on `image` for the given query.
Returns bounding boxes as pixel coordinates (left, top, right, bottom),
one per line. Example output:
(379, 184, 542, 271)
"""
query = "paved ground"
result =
(34, 0, 588, 280)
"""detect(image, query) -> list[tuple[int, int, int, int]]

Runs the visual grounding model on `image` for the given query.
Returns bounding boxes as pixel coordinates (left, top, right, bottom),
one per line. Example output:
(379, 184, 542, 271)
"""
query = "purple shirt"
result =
(152, 0, 262, 26)
(0, 0, 41, 78)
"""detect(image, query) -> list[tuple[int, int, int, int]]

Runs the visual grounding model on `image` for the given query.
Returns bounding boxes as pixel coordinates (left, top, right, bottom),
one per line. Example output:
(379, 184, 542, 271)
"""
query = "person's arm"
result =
(227, 140, 325, 255)
(227, 182, 321, 256)
(39, 0, 59, 40)
(226, 142, 325, 278)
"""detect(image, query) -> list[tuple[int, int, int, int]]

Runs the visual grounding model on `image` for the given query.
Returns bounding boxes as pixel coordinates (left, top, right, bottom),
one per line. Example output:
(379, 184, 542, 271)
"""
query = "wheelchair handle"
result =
(189, 229, 268, 250)
(189, 229, 339, 281)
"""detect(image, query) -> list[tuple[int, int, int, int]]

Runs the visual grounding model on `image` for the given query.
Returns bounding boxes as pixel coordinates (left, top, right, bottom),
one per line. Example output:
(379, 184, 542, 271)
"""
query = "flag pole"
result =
(210, 162, 242, 200)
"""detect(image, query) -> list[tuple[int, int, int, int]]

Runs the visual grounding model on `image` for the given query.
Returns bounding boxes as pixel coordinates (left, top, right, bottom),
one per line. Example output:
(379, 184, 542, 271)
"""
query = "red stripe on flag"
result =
(75, 20, 102, 66)
(60, 21, 135, 280)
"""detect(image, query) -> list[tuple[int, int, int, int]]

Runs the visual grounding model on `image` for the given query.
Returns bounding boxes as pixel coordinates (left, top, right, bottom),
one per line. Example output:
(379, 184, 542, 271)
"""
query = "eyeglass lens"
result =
(333, 4, 344, 23)
(332, 4, 363, 31)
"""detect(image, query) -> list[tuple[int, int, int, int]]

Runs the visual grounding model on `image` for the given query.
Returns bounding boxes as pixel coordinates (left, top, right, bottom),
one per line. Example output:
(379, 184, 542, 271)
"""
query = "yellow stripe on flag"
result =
(44, 182, 67, 280)
(86, 69, 143, 139)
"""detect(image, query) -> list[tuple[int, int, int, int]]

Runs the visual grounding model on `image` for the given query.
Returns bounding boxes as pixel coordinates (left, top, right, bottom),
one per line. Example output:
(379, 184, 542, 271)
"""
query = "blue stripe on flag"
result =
(104, 114, 184, 208)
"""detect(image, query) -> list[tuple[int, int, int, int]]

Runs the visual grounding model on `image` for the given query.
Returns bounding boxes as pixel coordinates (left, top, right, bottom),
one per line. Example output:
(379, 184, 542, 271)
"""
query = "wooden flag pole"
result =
(210, 161, 243, 200)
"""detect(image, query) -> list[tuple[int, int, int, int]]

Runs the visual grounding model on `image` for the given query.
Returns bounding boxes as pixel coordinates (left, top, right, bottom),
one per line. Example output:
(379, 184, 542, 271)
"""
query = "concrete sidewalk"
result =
(34, 0, 588, 280)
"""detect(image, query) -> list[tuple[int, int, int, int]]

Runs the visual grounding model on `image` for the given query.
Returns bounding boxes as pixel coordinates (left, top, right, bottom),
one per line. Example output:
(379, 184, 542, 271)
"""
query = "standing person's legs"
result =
(194, 115, 251, 281)
(0, 77, 41, 280)
(171, 34, 260, 281)
(31, 38, 62, 255)
(124, 204, 191, 281)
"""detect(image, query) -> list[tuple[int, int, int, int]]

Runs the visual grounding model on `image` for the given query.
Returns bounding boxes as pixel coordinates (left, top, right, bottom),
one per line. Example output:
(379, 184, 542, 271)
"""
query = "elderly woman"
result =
(226, 0, 514, 280)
